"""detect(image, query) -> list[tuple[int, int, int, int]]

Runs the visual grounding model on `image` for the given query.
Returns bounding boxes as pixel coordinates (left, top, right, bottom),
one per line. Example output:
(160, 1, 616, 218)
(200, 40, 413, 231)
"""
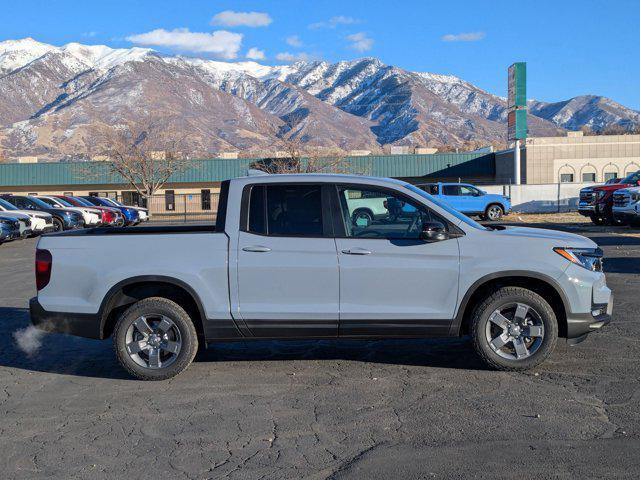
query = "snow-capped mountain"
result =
(0, 38, 638, 160)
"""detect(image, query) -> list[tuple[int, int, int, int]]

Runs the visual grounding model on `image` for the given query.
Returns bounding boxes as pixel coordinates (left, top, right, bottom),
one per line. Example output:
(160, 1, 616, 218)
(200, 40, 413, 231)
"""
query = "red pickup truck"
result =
(578, 170, 640, 225)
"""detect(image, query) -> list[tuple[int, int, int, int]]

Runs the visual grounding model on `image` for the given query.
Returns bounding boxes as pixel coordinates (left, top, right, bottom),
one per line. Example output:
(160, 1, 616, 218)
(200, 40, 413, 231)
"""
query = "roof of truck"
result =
(234, 173, 408, 185)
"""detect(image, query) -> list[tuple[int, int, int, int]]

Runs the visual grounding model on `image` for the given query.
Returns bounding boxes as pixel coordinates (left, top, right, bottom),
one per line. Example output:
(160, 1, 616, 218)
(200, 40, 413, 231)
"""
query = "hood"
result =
(493, 226, 596, 249)
(0, 211, 30, 220)
(589, 183, 632, 192)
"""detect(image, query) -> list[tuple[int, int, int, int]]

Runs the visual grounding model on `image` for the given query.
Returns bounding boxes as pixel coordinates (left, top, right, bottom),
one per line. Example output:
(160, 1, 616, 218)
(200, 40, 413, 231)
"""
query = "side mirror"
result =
(421, 221, 449, 242)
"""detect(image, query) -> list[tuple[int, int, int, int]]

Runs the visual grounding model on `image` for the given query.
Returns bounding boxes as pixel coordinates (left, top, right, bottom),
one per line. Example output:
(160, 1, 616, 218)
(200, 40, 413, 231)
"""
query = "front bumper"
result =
(30, 297, 102, 339)
(566, 295, 613, 345)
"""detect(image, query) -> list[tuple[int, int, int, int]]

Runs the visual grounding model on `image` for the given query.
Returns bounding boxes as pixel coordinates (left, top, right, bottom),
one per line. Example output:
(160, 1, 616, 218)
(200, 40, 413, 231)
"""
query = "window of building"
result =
(63, 192, 73, 196)
(165, 190, 175, 211)
(28, 192, 38, 196)
(201, 189, 211, 211)
(582, 172, 596, 182)
(246, 184, 323, 237)
(560, 174, 574, 183)
(604, 172, 618, 182)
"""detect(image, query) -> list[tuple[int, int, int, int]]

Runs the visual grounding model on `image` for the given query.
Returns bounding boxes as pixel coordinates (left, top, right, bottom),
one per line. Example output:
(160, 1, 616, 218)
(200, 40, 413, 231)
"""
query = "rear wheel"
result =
(589, 214, 606, 225)
(471, 287, 558, 371)
(113, 297, 198, 380)
(352, 209, 374, 226)
(484, 204, 504, 221)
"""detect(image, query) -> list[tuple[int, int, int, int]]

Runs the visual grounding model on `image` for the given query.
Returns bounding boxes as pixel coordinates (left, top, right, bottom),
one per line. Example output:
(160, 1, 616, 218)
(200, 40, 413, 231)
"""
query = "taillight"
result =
(35, 249, 52, 291)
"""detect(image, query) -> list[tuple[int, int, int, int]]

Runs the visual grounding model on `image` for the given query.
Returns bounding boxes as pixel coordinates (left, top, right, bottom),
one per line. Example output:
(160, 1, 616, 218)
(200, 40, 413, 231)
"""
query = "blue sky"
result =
(2, 0, 639, 109)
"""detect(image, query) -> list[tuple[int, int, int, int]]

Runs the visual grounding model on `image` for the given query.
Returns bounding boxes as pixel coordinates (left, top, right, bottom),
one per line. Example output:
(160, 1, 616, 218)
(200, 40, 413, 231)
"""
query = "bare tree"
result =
(89, 122, 196, 215)
(253, 111, 353, 174)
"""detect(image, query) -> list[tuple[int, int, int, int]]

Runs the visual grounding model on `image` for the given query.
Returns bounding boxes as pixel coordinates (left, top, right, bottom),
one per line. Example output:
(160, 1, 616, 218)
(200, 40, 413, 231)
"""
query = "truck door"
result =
(333, 185, 460, 336)
(235, 183, 339, 337)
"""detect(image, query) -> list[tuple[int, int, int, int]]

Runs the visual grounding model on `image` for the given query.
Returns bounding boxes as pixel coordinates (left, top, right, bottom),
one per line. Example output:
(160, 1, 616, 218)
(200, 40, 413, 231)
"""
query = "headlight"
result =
(632, 193, 640, 202)
(554, 247, 603, 272)
(595, 191, 606, 199)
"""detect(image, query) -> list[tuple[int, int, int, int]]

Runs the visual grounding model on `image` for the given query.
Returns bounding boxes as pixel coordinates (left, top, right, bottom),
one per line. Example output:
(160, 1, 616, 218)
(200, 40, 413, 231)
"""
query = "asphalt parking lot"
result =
(1, 226, 639, 479)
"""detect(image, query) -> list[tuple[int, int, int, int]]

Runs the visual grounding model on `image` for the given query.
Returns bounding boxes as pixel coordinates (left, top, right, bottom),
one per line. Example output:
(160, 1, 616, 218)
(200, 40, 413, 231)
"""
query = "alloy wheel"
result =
(125, 314, 182, 369)
(485, 302, 545, 360)
(487, 206, 503, 221)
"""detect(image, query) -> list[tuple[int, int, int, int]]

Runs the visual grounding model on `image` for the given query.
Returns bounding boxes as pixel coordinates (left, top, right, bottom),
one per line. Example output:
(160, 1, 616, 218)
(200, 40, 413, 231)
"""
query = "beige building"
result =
(497, 131, 640, 184)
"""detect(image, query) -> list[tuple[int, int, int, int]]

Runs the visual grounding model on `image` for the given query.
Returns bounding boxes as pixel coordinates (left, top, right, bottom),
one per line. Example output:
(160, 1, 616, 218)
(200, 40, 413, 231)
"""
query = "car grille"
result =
(613, 192, 630, 208)
(580, 191, 594, 204)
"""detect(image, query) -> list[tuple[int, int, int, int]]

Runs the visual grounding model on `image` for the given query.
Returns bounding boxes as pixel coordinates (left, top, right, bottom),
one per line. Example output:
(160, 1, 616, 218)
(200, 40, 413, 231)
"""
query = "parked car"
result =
(0, 195, 84, 232)
(612, 187, 640, 227)
(579, 170, 640, 225)
(416, 182, 511, 221)
(0, 202, 33, 237)
(101, 197, 150, 222)
(31, 174, 612, 380)
(80, 196, 140, 226)
(0, 197, 54, 235)
(54, 196, 124, 227)
(37, 196, 102, 227)
(0, 215, 21, 244)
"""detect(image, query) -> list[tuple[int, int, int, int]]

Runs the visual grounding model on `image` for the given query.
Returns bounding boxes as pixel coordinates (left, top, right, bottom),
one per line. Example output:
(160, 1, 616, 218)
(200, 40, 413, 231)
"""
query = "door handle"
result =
(341, 248, 372, 255)
(242, 245, 272, 253)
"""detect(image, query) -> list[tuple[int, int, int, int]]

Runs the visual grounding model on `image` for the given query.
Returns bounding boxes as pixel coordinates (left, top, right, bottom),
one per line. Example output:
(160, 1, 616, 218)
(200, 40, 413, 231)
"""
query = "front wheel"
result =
(484, 204, 504, 221)
(52, 218, 64, 232)
(471, 287, 558, 371)
(113, 297, 198, 380)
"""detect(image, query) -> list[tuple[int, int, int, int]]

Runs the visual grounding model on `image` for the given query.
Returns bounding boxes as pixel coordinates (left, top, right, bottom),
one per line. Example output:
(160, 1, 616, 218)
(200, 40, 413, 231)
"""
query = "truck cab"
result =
(416, 182, 511, 221)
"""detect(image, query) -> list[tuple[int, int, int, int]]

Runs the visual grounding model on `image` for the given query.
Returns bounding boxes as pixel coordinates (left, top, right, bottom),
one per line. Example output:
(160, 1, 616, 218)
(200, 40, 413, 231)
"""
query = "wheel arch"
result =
(452, 271, 569, 339)
(99, 275, 207, 341)
(484, 202, 505, 213)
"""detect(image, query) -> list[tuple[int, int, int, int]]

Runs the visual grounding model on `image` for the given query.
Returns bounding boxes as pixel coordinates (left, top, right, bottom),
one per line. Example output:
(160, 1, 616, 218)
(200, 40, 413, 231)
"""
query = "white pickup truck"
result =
(31, 174, 613, 380)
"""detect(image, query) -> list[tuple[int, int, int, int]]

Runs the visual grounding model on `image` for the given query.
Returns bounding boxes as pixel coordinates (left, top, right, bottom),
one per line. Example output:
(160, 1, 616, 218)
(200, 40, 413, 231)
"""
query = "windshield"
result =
(37, 197, 58, 207)
(103, 198, 123, 206)
(28, 196, 57, 209)
(70, 196, 93, 207)
(0, 198, 18, 210)
(54, 197, 74, 207)
(621, 171, 640, 185)
(403, 183, 488, 230)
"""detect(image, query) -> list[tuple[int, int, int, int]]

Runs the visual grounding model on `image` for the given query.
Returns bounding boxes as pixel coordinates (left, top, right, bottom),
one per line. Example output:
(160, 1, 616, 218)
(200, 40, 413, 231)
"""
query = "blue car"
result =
(416, 182, 511, 221)
(80, 196, 140, 226)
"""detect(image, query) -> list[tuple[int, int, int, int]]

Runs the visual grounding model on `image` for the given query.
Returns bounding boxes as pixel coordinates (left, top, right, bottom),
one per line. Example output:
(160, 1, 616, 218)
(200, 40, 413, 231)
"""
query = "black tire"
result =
(471, 286, 558, 371)
(352, 209, 374, 225)
(52, 217, 64, 232)
(113, 297, 198, 380)
(589, 214, 606, 226)
(484, 204, 504, 221)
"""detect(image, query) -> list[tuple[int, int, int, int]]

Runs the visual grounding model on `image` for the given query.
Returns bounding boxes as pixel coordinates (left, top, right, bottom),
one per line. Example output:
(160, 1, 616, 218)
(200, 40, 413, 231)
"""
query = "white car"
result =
(37, 196, 102, 226)
(612, 187, 640, 226)
(0, 197, 53, 235)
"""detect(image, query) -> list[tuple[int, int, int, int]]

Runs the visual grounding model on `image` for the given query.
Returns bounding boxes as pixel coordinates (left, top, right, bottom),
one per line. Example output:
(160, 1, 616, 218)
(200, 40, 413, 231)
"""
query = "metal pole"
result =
(514, 139, 521, 185)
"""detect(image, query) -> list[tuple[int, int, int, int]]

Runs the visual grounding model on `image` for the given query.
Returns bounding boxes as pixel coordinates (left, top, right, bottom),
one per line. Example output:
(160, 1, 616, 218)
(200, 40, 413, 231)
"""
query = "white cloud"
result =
(441, 31, 485, 42)
(82, 31, 99, 38)
(286, 35, 303, 48)
(309, 15, 359, 30)
(347, 32, 373, 52)
(126, 28, 242, 59)
(276, 51, 310, 63)
(246, 47, 266, 60)
(211, 10, 272, 27)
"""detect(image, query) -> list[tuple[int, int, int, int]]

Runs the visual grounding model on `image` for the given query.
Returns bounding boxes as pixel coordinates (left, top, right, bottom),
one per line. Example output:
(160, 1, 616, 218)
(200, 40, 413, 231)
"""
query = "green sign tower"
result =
(508, 62, 527, 184)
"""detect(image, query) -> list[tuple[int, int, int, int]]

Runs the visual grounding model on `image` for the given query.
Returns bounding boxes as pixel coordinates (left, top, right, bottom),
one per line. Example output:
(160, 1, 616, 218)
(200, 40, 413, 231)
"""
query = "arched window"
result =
(624, 163, 640, 176)
(558, 164, 575, 183)
(580, 164, 597, 183)
(602, 163, 619, 183)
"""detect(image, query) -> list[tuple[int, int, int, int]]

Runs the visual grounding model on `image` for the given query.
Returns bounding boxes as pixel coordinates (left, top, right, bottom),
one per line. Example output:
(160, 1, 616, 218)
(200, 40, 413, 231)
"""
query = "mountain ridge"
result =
(0, 38, 638, 160)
